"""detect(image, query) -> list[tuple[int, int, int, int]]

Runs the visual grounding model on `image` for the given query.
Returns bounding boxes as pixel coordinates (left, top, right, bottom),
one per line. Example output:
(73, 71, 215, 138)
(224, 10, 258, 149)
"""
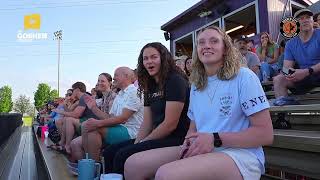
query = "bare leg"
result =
(70, 136, 84, 162)
(82, 128, 106, 161)
(65, 117, 80, 154)
(55, 118, 63, 133)
(125, 146, 181, 180)
(125, 146, 243, 180)
(273, 74, 294, 98)
(58, 117, 66, 146)
(155, 152, 243, 180)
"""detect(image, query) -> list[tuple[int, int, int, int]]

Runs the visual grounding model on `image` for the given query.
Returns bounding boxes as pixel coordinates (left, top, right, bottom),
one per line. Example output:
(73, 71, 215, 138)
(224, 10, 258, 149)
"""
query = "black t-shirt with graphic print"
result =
(144, 72, 190, 138)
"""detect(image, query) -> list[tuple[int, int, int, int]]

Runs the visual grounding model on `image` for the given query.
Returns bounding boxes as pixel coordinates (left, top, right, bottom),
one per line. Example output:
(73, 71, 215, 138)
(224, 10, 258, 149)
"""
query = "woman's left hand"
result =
(183, 132, 214, 158)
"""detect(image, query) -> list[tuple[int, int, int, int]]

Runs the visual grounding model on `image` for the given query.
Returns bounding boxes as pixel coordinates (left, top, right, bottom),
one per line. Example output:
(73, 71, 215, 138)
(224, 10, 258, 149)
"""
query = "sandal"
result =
(47, 144, 69, 155)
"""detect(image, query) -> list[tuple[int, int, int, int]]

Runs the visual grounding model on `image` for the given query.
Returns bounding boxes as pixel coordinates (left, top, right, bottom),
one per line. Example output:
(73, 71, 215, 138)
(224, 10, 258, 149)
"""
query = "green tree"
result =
(13, 95, 33, 116)
(0, 85, 13, 113)
(49, 89, 59, 101)
(34, 83, 51, 110)
(34, 83, 59, 110)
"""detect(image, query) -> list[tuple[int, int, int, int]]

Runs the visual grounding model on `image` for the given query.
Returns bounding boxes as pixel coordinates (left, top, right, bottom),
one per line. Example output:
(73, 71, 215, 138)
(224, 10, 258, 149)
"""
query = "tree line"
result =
(0, 83, 58, 116)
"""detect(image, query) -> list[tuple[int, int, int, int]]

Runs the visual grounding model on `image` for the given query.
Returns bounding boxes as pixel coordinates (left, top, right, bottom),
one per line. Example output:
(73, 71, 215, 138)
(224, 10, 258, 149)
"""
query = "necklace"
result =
(206, 80, 220, 104)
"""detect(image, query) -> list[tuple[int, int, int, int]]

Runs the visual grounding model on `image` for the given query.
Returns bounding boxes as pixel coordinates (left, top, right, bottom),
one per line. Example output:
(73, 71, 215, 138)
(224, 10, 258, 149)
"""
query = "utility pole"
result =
(54, 30, 62, 97)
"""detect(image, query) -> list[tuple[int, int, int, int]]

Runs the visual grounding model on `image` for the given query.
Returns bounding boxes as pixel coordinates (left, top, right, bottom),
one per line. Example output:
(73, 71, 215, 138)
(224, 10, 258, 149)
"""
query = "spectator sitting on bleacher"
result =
(62, 89, 79, 112)
(273, 9, 320, 106)
(91, 88, 97, 98)
(276, 40, 286, 72)
(55, 89, 79, 138)
(66, 73, 116, 173)
(234, 35, 261, 76)
(175, 56, 186, 73)
(69, 67, 143, 165)
(124, 26, 273, 180)
(184, 57, 192, 78)
(257, 32, 279, 81)
(247, 39, 256, 53)
(43, 101, 58, 123)
(101, 42, 190, 175)
(52, 82, 99, 154)
(50, 98, 65, 122)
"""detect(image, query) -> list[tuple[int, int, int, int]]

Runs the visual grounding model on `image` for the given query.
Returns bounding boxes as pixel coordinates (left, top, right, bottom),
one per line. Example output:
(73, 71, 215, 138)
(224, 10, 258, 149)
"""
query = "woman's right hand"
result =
(262, 40, 268, 48)
(179, 138, 192, 159)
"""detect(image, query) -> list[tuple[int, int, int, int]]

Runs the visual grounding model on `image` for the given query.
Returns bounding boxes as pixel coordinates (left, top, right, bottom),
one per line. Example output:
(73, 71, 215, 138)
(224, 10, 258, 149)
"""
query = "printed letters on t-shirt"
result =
(241, 95, 266, 110)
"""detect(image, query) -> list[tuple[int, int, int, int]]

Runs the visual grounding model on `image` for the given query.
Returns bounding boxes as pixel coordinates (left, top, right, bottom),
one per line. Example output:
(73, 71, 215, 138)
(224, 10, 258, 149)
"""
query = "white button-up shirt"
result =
(109, 84, 144, 138)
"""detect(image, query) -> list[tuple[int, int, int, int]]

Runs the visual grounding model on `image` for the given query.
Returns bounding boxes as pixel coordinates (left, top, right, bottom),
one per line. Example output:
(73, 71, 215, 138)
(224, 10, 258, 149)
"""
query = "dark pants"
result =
(103, 137, 184, 174)
(289, 73, 320, 94)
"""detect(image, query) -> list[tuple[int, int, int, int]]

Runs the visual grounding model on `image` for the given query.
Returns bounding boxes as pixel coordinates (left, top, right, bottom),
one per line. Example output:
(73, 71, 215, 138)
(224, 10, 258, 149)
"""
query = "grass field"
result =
(23, 116, 33, 126)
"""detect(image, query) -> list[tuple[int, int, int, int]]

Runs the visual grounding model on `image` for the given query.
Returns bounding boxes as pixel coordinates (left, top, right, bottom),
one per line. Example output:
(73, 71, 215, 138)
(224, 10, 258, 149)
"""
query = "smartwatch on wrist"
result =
(308, 67, 314, 76)
(212, 132, 222, 147)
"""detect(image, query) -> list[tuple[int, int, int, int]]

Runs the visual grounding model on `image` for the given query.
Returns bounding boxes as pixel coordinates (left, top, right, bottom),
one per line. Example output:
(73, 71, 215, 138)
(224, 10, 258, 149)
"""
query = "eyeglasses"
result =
(66, 93, 72, 97)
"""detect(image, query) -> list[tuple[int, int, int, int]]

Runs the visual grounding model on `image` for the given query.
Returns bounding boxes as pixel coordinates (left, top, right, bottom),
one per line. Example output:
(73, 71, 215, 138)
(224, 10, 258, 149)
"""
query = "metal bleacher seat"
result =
(32, 125, 77, 180)
(264, 129, 320, 179)
(0, 126, 37, 180)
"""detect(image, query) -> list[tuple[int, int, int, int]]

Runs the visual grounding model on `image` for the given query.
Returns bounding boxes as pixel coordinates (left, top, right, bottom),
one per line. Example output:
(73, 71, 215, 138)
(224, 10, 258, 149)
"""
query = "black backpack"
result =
(48, 123, 61, 144)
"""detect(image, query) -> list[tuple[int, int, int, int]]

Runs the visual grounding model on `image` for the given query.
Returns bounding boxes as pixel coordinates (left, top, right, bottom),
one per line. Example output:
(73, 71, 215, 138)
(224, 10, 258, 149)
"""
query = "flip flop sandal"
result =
(47, 144, 69, 155)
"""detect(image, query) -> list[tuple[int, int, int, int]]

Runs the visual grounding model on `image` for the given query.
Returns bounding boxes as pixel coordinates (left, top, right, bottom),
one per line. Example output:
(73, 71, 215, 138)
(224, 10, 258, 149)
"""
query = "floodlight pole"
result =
(54, 30, 62, 97)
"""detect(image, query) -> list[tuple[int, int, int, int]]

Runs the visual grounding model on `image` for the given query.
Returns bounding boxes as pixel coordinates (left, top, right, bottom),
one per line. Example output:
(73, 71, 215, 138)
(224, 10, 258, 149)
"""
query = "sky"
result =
(0, 0, 200, 102)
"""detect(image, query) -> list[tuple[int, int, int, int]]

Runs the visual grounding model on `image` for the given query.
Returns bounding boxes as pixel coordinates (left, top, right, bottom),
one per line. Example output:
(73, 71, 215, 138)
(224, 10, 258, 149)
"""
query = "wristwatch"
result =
(212, 132, 222, 147)
(308, 67, 314, 75)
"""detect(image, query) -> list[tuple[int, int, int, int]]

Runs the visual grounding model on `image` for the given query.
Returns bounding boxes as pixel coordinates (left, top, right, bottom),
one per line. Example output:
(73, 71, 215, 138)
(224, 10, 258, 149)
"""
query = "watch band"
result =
(308, 67, 314, 75)
(212, 132, 222, 147)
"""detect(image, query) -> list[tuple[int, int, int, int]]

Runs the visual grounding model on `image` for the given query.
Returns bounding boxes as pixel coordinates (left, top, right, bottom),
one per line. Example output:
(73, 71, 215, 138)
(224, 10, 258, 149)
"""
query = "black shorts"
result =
(102, 137, 184, 174)
(289, 74, 320, 95)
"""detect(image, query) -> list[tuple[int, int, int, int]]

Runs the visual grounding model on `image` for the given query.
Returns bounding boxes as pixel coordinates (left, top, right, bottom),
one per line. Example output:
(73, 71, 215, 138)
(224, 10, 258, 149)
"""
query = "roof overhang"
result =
(161, 0, 224, 32)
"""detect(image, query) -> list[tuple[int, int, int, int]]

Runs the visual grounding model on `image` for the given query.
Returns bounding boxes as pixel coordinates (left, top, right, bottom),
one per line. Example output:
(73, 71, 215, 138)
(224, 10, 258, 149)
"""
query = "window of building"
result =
(174, 33, 193, 58)
(223, 3, 258, 39)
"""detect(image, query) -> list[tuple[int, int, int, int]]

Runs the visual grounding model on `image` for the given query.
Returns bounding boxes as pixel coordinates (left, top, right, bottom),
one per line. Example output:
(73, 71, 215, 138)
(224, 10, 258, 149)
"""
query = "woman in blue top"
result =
(124, 26, 273, 180)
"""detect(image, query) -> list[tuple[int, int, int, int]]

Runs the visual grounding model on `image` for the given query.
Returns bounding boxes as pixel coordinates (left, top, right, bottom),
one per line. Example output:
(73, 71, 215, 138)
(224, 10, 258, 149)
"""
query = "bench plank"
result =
(0, 127, 22, 179)
(265, 87, 320, 97)
(0, 127, 37, 180)
(269, 129, 320, 153)
(270, 104, 320, 112)
(264, 147, 320, 179)
(19, 128, 37, 180)
(34, 126, 77, 180)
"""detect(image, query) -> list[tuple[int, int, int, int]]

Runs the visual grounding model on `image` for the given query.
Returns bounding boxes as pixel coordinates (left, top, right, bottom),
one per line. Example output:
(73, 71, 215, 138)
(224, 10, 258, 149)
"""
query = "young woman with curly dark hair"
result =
(102, 42, 190, 175)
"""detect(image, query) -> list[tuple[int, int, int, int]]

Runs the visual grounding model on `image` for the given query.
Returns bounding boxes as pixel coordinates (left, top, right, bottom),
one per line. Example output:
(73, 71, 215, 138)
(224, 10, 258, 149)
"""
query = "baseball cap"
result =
(294, 8, 313, 19)
(235, 35, 248, 43)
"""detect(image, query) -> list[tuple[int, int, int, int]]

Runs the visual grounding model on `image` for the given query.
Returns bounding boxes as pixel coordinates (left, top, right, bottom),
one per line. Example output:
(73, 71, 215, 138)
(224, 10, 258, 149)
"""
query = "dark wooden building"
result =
(161, 0, 314, 58)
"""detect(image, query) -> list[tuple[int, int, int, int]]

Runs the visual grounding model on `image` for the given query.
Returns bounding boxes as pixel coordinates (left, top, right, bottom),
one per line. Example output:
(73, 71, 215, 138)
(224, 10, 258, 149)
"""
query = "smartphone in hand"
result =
(282, 67, 295, 76)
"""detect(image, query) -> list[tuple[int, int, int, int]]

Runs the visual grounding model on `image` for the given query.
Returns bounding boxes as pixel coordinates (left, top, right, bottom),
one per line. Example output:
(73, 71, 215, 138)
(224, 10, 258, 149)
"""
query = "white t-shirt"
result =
(109, 84, 144, 138)
(188, 67, 270, 172)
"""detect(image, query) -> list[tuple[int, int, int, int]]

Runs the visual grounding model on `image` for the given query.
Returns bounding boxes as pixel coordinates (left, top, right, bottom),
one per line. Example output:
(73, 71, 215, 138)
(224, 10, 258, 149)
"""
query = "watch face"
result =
(309, 68, 314, 75)
(214, 140, 222, 147)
